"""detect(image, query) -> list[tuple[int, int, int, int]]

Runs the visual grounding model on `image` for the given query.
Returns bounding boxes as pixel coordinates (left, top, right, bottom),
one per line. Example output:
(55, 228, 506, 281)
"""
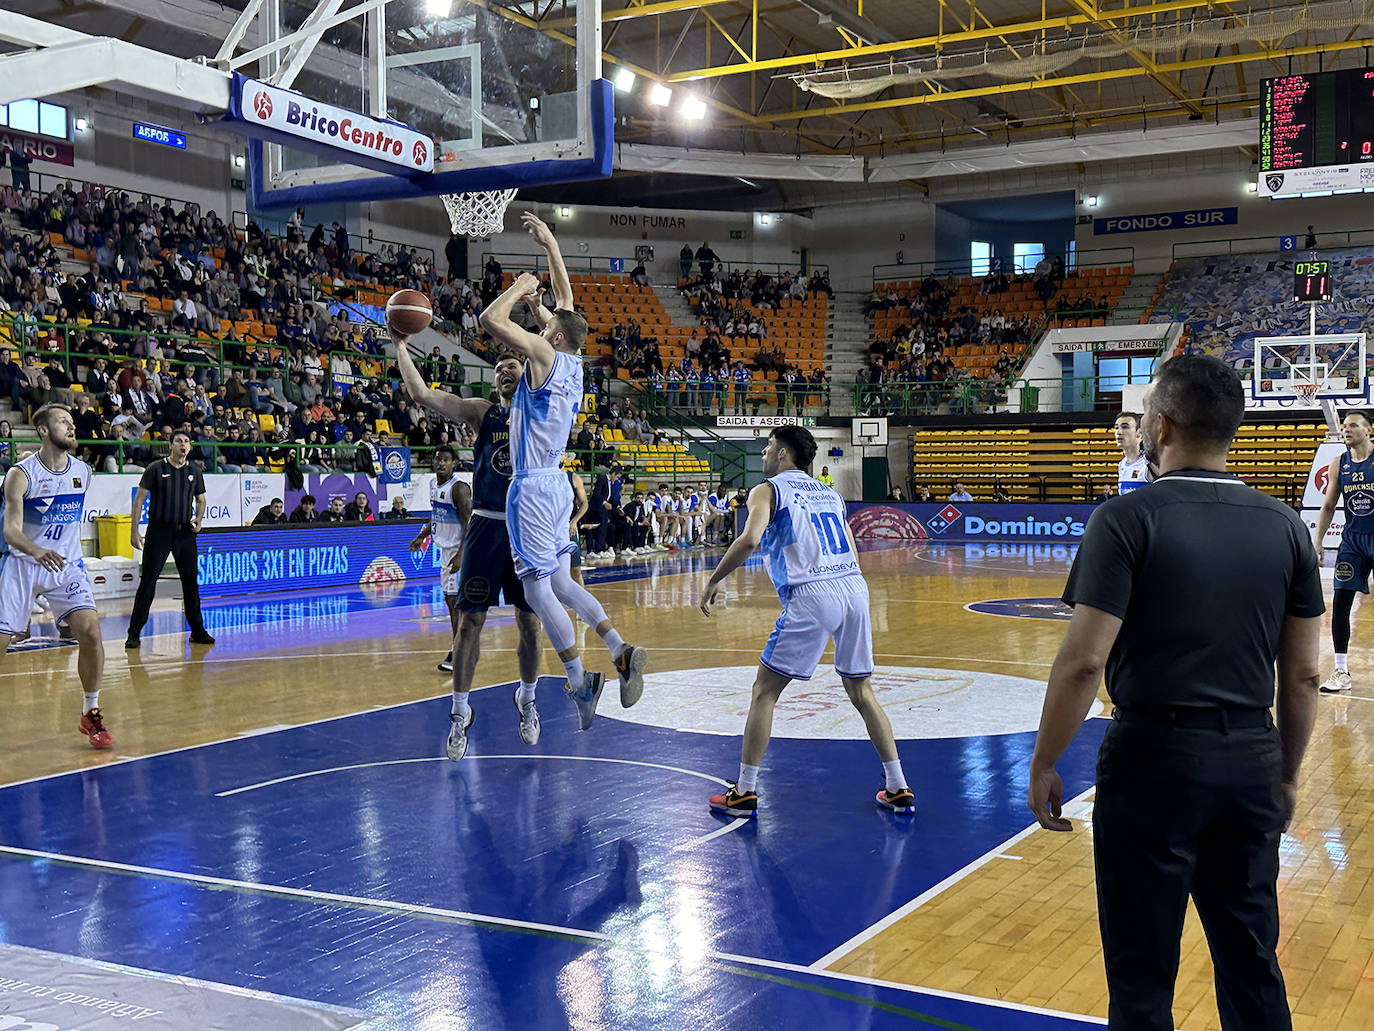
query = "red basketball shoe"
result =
(78, 708, 113, 750)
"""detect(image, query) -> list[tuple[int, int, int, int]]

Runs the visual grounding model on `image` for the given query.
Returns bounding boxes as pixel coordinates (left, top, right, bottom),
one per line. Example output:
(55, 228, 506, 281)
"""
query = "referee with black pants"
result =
(1028, 356, 1323, 1030)
(125, 430, 215, 649)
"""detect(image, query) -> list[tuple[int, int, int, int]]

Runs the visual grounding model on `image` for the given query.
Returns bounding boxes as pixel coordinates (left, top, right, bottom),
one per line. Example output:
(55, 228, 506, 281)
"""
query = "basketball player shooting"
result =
(695, 426, 912, 817)
(478, 212, 647, 729)
(1313, 410, 1374, 693)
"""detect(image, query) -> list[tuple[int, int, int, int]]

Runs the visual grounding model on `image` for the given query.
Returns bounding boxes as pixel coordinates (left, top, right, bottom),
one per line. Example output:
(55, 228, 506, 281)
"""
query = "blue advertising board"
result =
(196, 520, 440, 597)
(846, 501, 1097, 543)
(132, 122, 187, 149)
(1093, 207, 1237, 235)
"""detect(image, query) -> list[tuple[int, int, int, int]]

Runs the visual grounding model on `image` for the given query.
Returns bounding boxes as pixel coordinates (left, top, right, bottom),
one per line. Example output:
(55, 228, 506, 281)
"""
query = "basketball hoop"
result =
(440, 189, 518, 238)
(1294, 382, 1320, 405)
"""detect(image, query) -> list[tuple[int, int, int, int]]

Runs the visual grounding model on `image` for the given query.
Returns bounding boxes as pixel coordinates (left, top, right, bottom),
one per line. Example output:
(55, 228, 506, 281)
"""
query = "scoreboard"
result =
(1293, 260, 1332, 303)
(1259, 67, 1374, 197)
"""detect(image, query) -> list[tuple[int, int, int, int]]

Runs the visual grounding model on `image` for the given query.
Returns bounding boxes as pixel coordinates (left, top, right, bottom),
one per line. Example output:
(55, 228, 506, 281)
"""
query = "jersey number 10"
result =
(810, 511, 852, 556)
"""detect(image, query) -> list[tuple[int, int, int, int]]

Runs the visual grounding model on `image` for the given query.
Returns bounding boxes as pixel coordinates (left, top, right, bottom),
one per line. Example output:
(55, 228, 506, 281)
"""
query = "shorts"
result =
(507, 472, 576, 580)
(760, 576, 873, 681)
(1335, 530, 1374, 593)
(456, 514, 532, 613)
(440, 544, 462, 596)
(0, 554, 97, 635)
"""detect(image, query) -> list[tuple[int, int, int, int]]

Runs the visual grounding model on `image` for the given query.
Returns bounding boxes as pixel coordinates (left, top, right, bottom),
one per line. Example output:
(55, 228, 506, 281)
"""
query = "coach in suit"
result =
(1028, 355, 1322, 1030)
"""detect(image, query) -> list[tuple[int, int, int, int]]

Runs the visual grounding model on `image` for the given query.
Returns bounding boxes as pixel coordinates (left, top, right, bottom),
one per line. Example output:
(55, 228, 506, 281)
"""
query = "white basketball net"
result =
(1294, 381, 1320, 404)
(440, 189, 518, 238)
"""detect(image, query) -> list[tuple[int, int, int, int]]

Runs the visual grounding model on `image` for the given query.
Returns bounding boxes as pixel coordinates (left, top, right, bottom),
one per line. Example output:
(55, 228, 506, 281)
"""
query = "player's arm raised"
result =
(390, 329, 490, 432)
(522, 213, 573, 310)
(525, 288, 553, 329)
(1313, 454, 1343, 553)
(3, 467, 62, 572)
(699, 482, 774, 615)
(479, 272, 556, 380)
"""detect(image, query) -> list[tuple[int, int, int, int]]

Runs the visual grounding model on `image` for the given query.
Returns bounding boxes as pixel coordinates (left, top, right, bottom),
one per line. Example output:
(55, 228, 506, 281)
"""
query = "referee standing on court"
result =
(1028, 355, 1322, 1030)
(125, 429, 215, 649)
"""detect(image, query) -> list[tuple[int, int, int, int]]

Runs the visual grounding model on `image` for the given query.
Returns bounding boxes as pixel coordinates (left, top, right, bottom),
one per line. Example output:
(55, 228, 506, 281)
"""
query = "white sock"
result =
(563, 655, 585, 689)
(516, 681, 537, 706)
(882, 759, 907, 792)
(603, 630, 626, 661)
(83, 692, 99, 711)
(737, 762, 760, 792)
(451, 692, 470, 719)
(1336, 653, 1350, 672)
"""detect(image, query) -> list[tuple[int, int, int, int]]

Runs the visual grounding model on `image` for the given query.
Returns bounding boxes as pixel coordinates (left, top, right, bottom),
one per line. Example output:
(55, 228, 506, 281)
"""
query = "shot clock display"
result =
(1294, 261, 1332, 303)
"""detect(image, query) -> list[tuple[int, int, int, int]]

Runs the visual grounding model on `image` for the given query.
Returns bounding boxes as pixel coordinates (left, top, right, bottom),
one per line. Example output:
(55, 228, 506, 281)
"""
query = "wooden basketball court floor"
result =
(0, 541, 1370, 1030)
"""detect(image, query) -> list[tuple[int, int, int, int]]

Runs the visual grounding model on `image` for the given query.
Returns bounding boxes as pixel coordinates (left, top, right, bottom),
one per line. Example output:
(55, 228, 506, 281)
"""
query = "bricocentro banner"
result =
(846, 502, 1095, 542)
(196, 520, 442, 598)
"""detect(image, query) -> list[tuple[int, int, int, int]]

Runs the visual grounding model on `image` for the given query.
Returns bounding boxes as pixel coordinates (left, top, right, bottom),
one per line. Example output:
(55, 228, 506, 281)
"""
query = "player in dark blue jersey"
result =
(393, 337, 544, 760)
(1314, 410, 1374, 693)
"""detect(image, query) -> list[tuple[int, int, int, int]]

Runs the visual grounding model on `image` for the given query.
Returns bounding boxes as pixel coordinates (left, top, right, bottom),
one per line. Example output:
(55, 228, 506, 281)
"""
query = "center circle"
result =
(604, 665, 1103, 740)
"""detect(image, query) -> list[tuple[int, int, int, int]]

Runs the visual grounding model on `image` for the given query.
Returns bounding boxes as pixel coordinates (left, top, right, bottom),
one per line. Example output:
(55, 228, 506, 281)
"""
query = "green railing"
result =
(0, 318, 496, 401)
(872, 247, 1135, 285)
(9, 172, 203, 225)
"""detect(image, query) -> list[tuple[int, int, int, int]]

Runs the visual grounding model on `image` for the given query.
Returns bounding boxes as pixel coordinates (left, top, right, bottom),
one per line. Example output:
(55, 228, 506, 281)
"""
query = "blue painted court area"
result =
(0, 547, 1106, 1029)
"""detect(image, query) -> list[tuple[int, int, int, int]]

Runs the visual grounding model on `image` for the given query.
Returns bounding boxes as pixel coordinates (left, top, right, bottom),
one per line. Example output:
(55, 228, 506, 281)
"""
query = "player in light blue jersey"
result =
(408, 444, 471, 673)
(1114, 412, 1154, 494)
(696, 425, 913, 818)
(0, 404, 110, 749)
(479, 212, 647, 736)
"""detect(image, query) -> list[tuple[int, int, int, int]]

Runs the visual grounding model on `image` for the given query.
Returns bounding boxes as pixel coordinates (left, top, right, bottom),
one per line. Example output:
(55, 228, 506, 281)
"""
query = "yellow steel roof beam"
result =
(666, 0, 1230, 82)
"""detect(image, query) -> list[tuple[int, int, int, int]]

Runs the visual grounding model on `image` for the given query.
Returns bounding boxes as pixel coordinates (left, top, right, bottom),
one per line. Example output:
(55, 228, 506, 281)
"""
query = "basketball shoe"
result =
(614, 644, 648, 707)
(709, 784, 758, 818)
(1321, 669, 1354, 693)
(876, 787, 916, 814)
(438, 651, 454, 673)
(78, 708, 113, 750)
(514, 688, 540, 745)
(567, 671, 605, 730)
(445, 707, 475, 761)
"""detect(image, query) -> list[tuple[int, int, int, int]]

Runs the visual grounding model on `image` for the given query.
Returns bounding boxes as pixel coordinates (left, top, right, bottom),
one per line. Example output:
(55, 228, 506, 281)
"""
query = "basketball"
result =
(386, 289, 433, 336)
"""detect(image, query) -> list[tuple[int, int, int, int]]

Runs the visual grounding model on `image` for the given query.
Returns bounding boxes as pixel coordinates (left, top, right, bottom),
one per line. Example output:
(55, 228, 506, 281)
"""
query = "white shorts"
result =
(507, 472, 576, 580)
(760, 576, 873, 681)
(0, 554, 97, 636)
(440, 544, 462, 596)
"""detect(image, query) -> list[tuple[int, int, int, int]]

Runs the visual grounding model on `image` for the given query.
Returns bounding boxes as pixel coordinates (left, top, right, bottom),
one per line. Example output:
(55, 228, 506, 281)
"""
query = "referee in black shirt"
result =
(1029, 356, 1322, 1030)
(125, 429, 215, 649)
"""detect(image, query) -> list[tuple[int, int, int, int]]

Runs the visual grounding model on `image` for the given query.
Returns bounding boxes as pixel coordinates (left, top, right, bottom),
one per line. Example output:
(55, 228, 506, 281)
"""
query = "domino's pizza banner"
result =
(846, 502, 1096, 542)
(196, 520, 443, 598)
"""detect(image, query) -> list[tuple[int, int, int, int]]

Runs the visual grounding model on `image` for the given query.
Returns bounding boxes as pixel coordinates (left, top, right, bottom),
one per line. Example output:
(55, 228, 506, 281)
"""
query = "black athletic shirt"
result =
(139, 458, 205, 527)
(1062, 469, 1324, 709)
(470, 402, 513, 516)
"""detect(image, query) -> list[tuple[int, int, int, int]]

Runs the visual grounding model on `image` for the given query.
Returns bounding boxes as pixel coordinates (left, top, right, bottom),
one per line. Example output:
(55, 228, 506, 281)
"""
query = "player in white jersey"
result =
(0, 404, 110, 748)
(409, 444, 471, 673)
(697, 425, 913, 817)
(478, 212, 647, 730)
(1114, 411, 1153, 494)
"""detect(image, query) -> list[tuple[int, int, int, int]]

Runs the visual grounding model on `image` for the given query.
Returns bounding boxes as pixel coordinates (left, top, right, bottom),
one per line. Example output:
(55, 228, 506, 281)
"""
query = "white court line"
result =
(216, 754, 730, 797)
(0, 843, 1105, 1026)
(685, 819, 750, 847)
(809, 785, 1097, 970)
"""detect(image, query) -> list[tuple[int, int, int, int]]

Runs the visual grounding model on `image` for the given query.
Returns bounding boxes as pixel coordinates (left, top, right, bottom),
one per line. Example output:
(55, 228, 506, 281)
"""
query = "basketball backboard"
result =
(1252, 334, 1368, 401)
(237, 0, 612, 210)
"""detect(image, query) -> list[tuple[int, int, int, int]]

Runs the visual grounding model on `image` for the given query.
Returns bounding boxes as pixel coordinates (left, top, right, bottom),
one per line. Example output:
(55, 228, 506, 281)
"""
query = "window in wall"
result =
(970, 240, 992, 277)
(8, 100, 38, 134)
(1097, 355, 1157, 392)
(38, 103, 67, 139)
(1067, 240, 1077, 272)
(1013, 242, 1045, 274)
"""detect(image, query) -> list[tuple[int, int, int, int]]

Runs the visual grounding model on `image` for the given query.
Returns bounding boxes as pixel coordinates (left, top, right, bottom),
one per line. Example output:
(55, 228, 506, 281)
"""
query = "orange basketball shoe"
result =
(78, 708, 113, 750)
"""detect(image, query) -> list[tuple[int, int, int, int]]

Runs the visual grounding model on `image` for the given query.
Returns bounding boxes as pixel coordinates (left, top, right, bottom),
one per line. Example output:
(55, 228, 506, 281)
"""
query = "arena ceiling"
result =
(8, 0, 1373, 208)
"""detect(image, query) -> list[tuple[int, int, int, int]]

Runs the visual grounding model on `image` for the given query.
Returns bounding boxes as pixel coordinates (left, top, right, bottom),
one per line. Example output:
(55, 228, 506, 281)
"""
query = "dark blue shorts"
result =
(1334, 530, 1374, 593)
(456, 514, 532, 612)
